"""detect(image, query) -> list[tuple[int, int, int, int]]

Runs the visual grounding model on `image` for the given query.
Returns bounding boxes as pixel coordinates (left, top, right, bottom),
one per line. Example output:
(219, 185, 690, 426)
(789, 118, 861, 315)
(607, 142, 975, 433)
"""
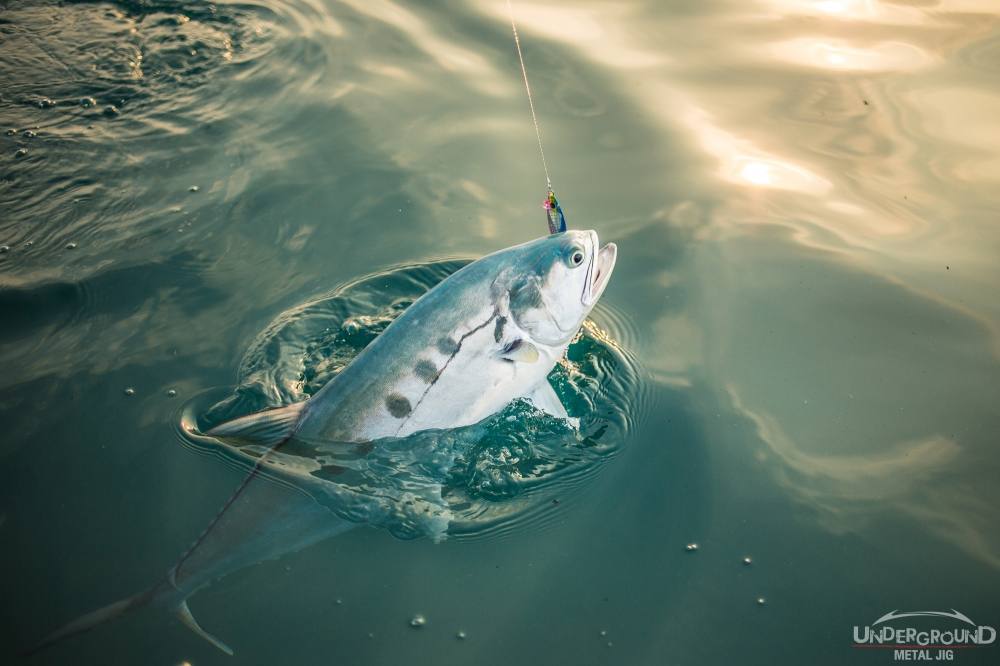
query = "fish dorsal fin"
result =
(177, 599, 234, 656)
(499, 338, 539, 363)
(206, 402, 306, 447)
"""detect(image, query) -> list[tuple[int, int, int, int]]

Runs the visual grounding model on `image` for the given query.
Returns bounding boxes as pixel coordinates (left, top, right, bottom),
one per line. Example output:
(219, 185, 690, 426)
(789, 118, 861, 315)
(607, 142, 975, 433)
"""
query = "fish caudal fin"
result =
(177, 599, 233, 656)
(27, 402, 307, 657)
(26, 589, 235, 658)
(25, 586, 157, 656)
(206, 401, 306, 447)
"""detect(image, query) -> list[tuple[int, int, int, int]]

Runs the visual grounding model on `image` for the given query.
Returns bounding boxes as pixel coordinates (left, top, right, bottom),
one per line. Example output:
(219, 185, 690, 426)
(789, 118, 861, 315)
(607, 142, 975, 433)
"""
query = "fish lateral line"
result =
(394, 308, 500, 435)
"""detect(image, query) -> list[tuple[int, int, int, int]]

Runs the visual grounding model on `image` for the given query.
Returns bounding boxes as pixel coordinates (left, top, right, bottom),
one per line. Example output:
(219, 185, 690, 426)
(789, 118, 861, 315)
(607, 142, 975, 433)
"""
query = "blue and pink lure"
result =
(543, 190, 567, 235)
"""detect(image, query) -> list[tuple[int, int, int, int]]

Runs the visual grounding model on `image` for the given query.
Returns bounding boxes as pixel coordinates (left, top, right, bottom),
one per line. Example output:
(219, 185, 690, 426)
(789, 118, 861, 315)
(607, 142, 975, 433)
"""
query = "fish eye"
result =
(567, 247, 585, 268)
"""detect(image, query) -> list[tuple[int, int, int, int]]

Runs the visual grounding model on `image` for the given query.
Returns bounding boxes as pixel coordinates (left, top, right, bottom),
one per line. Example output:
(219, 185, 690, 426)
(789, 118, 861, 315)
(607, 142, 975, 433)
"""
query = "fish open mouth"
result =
(584, 237, 617, 306)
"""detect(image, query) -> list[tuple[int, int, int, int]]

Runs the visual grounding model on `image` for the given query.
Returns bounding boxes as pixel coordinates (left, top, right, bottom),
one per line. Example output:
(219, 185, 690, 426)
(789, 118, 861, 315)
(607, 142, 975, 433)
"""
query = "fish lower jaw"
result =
(585, 242, 618, 306)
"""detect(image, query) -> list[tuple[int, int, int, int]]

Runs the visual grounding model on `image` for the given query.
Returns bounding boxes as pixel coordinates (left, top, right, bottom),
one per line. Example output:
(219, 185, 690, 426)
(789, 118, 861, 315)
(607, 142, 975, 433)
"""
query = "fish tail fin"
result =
(25, 402, 308, 658)
(176, 599, 233, 656)
(26, 586, 235, 658)
(24, 585, 158, 657)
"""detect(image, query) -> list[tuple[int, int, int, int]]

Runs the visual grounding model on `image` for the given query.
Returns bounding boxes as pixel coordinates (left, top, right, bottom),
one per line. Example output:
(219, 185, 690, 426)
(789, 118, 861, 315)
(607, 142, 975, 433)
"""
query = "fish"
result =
(31, 229, 617, 656)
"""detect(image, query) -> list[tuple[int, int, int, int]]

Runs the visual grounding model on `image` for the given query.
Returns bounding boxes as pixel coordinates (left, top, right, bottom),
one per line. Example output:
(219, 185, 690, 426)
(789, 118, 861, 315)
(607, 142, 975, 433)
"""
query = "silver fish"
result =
(33, 230, 617, 655)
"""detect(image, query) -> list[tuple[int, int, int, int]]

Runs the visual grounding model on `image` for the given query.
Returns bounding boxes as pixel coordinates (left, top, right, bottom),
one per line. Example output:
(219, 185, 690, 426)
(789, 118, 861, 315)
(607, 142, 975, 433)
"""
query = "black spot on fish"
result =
(437, 336, 460, 355)
(414, 359, 439, 383)
(493, 315, 507, 342)
(386, 393, 412, 418)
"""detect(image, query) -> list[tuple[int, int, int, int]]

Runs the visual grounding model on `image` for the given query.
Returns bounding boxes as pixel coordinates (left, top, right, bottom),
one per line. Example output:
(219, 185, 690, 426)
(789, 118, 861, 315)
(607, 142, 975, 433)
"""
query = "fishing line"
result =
(505, 0, 567, 234)
(506, 0, 551, 191)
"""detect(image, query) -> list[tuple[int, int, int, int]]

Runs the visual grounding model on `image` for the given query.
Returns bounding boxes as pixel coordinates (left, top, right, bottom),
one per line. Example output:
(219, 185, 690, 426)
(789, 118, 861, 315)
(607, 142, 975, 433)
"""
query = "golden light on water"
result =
(738, 161, 772, 186)
(768, 38, 934, 71)
(729, 155, 832, 193)
(766, 0, 927, 23)
(814, 0, 850, 13)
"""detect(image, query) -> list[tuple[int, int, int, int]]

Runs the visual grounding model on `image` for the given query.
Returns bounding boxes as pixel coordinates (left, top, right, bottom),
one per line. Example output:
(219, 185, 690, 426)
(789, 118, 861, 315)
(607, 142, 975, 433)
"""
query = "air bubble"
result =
(124, 387, 136, 396)
(409, 614, 426, 628)
(743, 556, 752, 565)
(685, 543, 698, 552)
(166, 389, 177, 398)
(14, 148, 27, 158)
(80, 97, 97, 108)
(456, 631, 466, 640)
(103, 105, 120, 117)
(66, 242, 78, 249)
(757, 597, 766, 606)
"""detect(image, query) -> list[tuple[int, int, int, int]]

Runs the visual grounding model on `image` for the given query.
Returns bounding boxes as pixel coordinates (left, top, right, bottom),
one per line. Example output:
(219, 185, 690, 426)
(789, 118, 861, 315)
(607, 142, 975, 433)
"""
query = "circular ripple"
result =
(182, 260, 645, 542)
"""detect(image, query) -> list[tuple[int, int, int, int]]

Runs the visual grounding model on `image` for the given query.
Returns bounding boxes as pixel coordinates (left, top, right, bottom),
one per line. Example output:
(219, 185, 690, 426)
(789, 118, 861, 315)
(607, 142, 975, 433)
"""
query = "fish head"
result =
(506, 229, 617, 346)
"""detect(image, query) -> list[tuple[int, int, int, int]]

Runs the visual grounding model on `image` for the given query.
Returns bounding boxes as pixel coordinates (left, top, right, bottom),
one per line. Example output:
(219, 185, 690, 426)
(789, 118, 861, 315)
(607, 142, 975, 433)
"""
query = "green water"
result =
(2, 1, 999, 664)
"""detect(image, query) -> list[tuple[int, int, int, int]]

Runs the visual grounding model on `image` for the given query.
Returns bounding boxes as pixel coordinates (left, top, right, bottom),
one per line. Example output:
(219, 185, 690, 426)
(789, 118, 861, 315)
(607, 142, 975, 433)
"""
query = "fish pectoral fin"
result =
(177, 599, 234, 656)
(206, 402, 306, 448)
(499, 338, 539, 363)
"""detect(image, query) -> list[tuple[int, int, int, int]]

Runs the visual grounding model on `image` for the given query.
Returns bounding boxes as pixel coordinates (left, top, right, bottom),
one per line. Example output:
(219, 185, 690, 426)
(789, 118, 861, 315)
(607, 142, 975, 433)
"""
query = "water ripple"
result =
(179, 260, 645, 542)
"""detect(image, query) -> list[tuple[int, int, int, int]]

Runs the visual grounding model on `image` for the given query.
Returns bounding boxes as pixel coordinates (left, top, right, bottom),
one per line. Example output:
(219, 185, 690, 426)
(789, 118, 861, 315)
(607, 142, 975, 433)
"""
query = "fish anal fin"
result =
(523, 381, 579, 428)
(206, 402, 306, 447)
(177, 599, 233, 656)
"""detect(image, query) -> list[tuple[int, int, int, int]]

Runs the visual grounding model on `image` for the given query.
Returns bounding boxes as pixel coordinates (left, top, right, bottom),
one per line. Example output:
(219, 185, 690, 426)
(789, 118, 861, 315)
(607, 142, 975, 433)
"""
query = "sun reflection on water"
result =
(767, 38, 935, 71)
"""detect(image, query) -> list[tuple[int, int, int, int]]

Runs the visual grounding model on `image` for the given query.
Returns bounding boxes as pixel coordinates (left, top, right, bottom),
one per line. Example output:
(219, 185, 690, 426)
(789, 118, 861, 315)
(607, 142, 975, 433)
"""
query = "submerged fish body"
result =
(33, 230, 617, 656)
